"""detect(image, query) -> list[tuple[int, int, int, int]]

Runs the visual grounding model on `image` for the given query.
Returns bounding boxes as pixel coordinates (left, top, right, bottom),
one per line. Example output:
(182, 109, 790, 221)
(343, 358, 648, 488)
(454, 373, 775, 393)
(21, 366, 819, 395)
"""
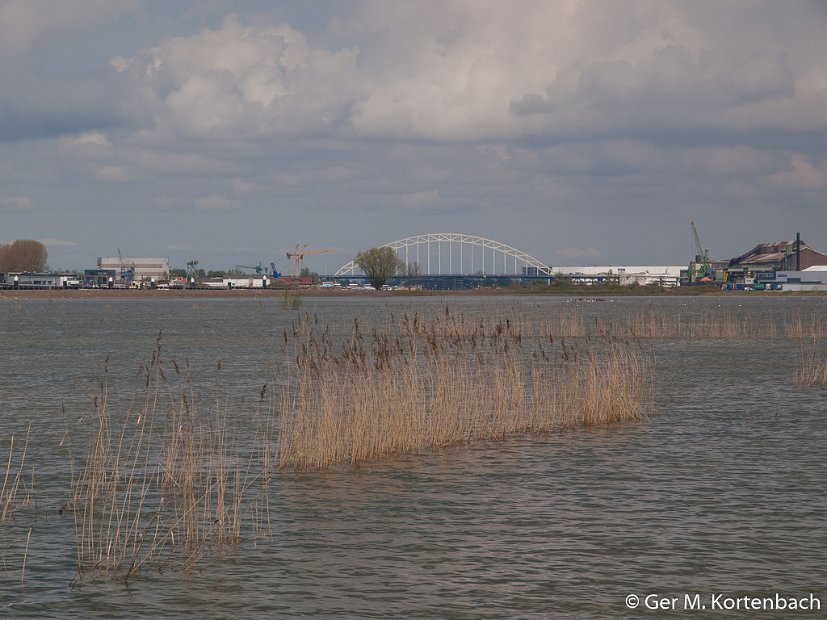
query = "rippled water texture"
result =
(1, 296, 826, 618)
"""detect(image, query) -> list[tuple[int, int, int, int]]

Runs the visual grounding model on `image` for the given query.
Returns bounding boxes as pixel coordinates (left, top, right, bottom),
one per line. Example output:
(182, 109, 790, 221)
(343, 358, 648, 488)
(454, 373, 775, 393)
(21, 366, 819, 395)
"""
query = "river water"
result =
(1, 295, 825, 618)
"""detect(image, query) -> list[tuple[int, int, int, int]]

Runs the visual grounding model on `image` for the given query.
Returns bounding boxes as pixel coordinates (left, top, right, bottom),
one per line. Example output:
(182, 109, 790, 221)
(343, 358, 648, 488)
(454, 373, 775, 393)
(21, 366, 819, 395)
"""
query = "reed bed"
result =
(794, 340, 827, 386)
(784, 309, 827, 340)
(277, 309, 652, 470)
(397, 305, 825, 342)
(543, 307, 771, 340)
(1, 423, 35, 583)
(68, 338, 272, 585)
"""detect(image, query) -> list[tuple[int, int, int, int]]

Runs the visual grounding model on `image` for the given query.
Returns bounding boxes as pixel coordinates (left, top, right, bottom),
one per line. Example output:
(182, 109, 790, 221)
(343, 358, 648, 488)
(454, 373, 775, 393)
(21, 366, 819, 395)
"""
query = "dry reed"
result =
(794, 340, 827, 386)
(0, 423, 36, 583)
(1, 423, 34, 523)
(515, 305, 826, 341)
(68, 337, 272, 585)
(277, 309, 652, 470)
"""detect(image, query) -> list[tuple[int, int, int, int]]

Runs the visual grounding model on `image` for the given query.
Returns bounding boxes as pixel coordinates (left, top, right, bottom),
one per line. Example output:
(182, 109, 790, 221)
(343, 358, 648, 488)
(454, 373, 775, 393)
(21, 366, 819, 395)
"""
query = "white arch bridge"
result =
(333, 233, 553, 278)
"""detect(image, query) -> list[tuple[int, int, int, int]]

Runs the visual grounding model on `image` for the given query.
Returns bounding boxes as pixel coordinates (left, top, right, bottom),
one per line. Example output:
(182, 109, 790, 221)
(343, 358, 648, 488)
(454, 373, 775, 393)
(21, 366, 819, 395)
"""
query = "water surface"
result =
(1, 296, 825, 618)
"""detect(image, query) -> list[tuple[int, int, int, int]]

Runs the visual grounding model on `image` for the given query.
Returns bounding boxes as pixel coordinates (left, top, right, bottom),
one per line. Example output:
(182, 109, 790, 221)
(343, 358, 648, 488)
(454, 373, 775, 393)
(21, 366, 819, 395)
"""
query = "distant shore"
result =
(2, 286, 824, 300)
(0, 287, 393, 299)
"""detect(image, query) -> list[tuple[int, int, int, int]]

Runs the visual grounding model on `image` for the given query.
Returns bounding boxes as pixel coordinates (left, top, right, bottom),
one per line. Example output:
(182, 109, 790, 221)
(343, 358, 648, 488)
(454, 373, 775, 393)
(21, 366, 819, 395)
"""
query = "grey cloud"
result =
(3, 1, 827, 271)
(0, 69, 128, 142)
(0, 195, 31, 209)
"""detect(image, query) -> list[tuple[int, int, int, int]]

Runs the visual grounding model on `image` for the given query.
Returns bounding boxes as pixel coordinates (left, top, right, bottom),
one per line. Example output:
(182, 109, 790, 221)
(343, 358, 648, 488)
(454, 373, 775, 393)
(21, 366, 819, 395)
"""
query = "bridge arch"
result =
(333, 233, 553, 277)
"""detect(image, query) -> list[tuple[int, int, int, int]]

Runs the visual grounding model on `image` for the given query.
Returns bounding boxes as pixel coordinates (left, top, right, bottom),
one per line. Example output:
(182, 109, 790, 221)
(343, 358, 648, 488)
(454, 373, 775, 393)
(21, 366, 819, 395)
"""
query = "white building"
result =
(97, 257, 170, 283)
(1, 272, 79, 288)
(555, 266, 684, 287)
(223, 276, 267, 289)
(771, 269, 827, 292)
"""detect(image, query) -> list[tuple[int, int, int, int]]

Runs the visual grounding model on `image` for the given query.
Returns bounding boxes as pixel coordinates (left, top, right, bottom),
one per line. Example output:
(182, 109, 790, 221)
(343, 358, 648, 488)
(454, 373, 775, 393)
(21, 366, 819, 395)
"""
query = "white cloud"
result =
(194, 195, 242, 210)
(3, 2, 827, 266)
(95, 165, 135, 183)
(58, 132, 110, 149)
(556, 246, 600, 259)
(0, 195, 31, 210)
(766, 153, 827, 192)
(118, 14, 361, 139)
(39, 238, 78, 247)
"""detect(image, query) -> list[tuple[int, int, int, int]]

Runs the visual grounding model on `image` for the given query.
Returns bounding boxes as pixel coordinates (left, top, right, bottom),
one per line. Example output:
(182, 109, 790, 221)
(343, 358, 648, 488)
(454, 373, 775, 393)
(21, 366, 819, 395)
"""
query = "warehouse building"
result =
(97, 257, 170, 284)
(554, 266, 684, 287)
(725, 238, 827, 287)
(754, 267, 827, 292)
(728, 239, 827, 273)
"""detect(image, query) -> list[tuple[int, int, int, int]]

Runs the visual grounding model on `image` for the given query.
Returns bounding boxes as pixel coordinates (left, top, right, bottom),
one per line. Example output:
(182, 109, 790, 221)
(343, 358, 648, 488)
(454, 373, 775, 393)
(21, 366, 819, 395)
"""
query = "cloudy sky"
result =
(2, 0, 826, 272)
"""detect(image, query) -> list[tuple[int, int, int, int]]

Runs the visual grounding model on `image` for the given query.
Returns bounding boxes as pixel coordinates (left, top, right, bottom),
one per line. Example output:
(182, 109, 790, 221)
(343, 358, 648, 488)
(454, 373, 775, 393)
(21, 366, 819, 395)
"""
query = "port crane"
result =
(117, 248, 135, 286)
(690, 221, 712, 282)
(235, 262, 266, 274)
(285, 245, 336, 277)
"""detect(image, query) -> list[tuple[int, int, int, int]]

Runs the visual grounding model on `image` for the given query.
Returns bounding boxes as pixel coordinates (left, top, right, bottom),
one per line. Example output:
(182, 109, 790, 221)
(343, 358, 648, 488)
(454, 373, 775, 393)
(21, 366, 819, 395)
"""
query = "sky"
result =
(1, 0, 826, 273)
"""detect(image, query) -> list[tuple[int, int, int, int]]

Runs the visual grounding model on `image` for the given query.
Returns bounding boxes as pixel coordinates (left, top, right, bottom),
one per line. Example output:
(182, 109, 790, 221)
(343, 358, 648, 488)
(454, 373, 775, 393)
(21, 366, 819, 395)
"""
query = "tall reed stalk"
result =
(1, 423, 35, 582)
(1, 423, 33, 523)
(69, 338, 272, 585)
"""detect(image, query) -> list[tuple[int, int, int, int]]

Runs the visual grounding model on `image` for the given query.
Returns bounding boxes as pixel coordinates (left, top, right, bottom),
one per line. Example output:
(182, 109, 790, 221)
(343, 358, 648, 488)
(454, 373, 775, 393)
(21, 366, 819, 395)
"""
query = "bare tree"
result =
(0, 239, 48, 272)
(355, 247, 403, 290)
(403, 261, 421, 287)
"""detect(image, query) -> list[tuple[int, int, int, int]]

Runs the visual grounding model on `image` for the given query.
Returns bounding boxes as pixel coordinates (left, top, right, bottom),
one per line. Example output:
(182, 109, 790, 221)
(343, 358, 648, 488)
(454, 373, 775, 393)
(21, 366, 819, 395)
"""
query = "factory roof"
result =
(729, 240, 823, 267)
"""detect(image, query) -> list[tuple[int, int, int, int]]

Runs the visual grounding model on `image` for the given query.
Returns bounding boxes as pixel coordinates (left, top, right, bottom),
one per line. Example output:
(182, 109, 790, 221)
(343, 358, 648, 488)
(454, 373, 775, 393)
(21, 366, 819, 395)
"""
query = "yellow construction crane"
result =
(286, 244, 336, 277)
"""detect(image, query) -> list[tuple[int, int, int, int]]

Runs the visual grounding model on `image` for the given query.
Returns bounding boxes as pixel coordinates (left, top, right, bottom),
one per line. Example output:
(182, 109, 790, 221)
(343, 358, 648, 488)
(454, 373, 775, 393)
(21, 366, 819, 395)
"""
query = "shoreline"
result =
(2, 287, 825, 300)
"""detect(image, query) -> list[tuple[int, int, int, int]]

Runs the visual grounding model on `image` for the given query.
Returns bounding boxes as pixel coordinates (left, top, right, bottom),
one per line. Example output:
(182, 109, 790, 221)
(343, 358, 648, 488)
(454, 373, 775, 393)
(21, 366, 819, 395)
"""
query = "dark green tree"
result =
(300, 266, 320, 284)
(355, 247, 404, 290)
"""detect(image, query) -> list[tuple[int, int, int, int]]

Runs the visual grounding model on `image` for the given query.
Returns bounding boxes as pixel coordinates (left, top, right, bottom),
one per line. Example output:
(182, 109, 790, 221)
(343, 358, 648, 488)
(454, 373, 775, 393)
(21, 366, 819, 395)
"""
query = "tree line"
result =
(0, 239, 48, 272)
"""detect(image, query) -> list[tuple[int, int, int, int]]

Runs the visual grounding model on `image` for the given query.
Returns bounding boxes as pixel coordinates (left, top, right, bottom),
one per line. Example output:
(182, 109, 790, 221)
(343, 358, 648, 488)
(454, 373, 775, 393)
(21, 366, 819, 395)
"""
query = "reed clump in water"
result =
(277, 309, 652, 470)
(351, 304, 824, 343)
(594, 307, 765, 340)
(794, 340, 827, 386)
(784, 309, 827, 340)
(531, 304, 827, 342)
(68, 337, 272, 585)
(280, 290, 303, 310)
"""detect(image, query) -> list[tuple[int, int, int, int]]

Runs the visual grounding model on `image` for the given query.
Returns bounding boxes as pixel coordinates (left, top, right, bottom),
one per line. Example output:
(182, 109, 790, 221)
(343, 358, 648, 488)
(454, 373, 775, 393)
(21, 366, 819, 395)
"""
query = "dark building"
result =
(728, 240, 827, 279)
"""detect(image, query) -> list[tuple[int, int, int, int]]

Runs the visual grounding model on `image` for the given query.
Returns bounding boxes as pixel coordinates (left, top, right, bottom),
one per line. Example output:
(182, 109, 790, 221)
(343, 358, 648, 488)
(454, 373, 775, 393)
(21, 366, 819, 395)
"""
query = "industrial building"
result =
(554, 266, 684, 287)
(680, 232, 827, 289)
(97, 257, 170, 284)
(724, 237, 827, 289)
(728, 239, 827, 273)
(0, 272, 80, 288)
(753, 267, 827, 292)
